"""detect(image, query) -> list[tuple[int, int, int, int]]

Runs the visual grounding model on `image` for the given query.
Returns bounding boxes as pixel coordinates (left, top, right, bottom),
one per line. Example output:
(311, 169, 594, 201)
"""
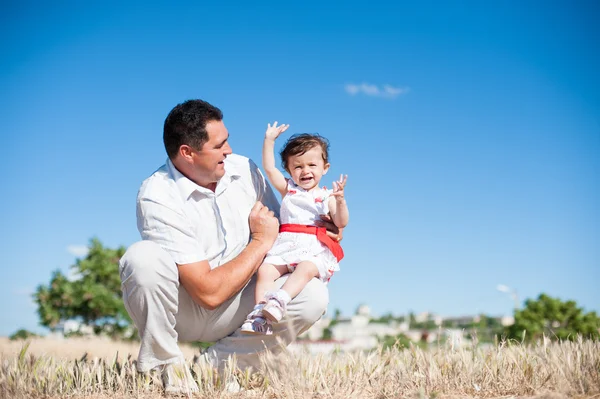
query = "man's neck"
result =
(171, 159, 218, 193)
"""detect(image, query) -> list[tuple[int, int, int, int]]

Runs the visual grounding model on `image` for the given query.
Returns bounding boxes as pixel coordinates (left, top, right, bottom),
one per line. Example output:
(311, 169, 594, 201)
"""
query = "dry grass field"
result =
(0, 336, 598, 398)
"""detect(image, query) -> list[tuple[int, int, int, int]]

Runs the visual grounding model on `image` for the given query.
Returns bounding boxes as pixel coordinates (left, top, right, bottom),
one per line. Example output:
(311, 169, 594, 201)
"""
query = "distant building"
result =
(294, 305, 510, 354)
(442, 315, 477, 326)
(414, 311, 443, 326)
(297, 305, 411, 353)
(300, 315, 332, 341)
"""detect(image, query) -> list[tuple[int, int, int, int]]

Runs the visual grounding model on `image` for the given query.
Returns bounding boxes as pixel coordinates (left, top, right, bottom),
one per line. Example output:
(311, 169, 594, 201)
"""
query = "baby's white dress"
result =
(263, 180, 341, 282)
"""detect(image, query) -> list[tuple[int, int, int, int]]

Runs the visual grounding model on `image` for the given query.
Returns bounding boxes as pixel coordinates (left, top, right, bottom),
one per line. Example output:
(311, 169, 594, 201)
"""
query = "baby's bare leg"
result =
(280, 261, 320, 299)
(255, 263, 289, 304)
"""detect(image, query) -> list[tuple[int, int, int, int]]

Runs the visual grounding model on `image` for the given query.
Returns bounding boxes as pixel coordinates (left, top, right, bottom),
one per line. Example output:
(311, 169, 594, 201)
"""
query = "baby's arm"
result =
(328, 174, 349, 228)
(263, 122, 289, 198)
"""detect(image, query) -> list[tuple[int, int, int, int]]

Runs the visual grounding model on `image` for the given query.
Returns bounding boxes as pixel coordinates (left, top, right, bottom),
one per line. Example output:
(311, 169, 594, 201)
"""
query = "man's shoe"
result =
(161, 363, 199, 395)
(193, 349, 246, 394)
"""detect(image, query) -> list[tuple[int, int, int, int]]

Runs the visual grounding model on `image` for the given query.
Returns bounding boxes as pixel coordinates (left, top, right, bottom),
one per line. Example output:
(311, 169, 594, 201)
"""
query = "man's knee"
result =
(119, 241, 177, 288)
(295, 278, 329, 325)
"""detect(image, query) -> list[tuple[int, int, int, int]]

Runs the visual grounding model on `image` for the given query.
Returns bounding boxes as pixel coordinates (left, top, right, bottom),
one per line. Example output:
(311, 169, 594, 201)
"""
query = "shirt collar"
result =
(166, 158, 242, 200)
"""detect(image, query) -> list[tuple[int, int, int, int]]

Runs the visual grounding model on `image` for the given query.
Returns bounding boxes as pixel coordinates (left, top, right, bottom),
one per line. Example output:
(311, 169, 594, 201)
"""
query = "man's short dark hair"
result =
(163, 99, 224, 160)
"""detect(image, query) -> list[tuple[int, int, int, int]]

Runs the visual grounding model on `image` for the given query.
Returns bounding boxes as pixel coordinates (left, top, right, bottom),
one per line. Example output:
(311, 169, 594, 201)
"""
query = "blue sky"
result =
(1, 1, 598, 336)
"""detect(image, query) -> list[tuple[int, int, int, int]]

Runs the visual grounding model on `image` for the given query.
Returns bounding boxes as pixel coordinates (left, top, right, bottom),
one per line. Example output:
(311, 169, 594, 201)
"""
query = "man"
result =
(119, 99, 333, 393)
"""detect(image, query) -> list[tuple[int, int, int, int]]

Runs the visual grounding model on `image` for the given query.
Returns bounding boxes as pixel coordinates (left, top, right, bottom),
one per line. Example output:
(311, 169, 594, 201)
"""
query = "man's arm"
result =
(138, 190, 279, 310)
(178, 202, 279, 310)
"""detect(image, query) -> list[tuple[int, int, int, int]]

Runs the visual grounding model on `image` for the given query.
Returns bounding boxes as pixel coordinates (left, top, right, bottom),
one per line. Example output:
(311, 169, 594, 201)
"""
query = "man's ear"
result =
(323, 163, 330, 175)
(179, 145, 194, 163)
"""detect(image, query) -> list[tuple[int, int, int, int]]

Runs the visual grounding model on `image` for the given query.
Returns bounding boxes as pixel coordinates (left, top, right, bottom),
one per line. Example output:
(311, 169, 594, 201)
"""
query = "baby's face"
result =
(287, 146, 330, 191)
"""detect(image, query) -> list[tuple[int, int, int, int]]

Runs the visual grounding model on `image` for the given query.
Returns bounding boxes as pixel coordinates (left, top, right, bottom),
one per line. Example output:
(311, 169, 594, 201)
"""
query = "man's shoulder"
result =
(138, 164, 176, 200)
(225, 154, 260, 177)
(225, 153, 252, 168)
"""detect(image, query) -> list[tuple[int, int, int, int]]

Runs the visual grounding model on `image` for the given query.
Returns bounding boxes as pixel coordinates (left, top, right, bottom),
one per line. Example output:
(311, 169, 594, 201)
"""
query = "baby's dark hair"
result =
(280, 133, 330, 172)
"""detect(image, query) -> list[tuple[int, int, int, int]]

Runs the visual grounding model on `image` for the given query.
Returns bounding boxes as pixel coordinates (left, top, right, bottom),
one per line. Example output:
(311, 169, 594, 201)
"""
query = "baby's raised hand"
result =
(265, 121, 290, 141)
(331, 174, 348, 201)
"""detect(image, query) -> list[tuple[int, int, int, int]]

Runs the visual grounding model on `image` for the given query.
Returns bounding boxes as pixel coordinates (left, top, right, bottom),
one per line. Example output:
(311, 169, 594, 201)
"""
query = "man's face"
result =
(190, 120, 232, 188)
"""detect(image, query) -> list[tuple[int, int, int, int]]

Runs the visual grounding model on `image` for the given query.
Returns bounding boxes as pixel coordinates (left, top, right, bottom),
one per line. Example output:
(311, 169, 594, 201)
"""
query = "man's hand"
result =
(179, 202, 279, 310)
(316, 214, 344, 242)
(249, 201, 279, 248)
(265, 121, 290, 141)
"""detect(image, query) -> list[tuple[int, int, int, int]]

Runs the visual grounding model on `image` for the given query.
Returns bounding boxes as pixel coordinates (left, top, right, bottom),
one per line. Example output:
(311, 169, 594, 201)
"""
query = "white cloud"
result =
(383, 84, 410, 97)
(344, 83, 410, 99)
(496, 284, 510, 293)
(67, 245, 89, 257)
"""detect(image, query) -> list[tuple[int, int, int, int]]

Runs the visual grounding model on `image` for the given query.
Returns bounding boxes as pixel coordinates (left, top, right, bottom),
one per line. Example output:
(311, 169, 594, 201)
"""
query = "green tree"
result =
(370, 312, 398, 324)
(379, 333, 415, 350)
(321, 327, 333, 340)
(408, 311, 416, 328)
(411, 319, 438, 330)
(507, 293, 600, 342)
(34, 238, 133, 337)
(333, 308, 342, 320)
(9, 329, 40, 341)
(468, 314, 505, 343)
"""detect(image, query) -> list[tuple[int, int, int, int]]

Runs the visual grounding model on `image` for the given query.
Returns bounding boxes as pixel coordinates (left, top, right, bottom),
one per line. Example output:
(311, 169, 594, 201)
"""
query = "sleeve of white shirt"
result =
(248, 158, 281, 219)
(137, 195, 207, 265)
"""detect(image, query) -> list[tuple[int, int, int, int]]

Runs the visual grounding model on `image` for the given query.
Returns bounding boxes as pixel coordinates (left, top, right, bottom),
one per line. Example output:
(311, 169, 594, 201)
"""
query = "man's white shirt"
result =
(136, 154, 280, 268)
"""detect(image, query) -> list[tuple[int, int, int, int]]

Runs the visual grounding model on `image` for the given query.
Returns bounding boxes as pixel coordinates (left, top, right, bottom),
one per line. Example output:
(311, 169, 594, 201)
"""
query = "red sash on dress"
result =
(279, 224, 344, 262)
